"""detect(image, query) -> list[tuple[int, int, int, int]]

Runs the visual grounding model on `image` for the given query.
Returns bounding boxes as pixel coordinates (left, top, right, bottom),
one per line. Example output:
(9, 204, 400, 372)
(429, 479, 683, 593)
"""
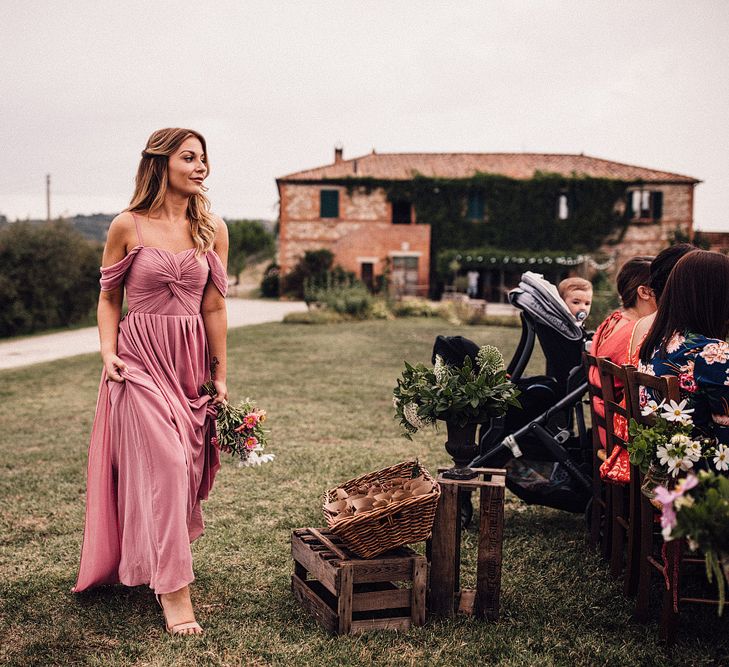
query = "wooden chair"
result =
(623, 367, 722, 640)
(583, 352, 610, 557)
(597, 358, 640, 594)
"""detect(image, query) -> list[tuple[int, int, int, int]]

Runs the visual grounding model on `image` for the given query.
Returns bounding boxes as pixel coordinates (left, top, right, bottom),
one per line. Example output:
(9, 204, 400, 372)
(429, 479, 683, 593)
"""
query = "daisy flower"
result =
(661, 399, 695, 425)
(713, 443, 729, 472)
(641, 399, 664, 417)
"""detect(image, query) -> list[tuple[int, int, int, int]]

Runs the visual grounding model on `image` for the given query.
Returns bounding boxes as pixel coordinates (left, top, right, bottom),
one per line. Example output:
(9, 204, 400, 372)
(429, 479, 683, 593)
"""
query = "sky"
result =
(1, 1, 728, 230)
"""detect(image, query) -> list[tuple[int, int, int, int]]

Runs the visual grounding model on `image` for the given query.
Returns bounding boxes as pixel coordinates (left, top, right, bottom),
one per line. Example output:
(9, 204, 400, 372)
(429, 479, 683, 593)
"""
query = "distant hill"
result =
(0, 213, 276, 243)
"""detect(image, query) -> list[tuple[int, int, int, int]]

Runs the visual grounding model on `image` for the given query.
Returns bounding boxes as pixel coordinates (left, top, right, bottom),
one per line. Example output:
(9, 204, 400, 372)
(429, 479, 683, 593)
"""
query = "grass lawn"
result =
(0, 319, 727, 666)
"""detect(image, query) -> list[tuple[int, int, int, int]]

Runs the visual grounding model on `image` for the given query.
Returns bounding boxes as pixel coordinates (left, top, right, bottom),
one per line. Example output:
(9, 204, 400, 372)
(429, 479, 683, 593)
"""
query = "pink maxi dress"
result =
(73, 215, 226, 594)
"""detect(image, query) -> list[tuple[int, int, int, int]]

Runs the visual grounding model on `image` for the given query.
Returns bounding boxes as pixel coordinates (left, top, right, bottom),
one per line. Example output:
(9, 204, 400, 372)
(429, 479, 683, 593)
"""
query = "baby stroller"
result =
(438, 271, 594, 522)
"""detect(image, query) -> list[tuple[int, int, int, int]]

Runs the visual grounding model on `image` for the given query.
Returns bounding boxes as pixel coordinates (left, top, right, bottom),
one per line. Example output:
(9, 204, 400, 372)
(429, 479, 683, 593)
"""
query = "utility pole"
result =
(46, 174, 51, 222)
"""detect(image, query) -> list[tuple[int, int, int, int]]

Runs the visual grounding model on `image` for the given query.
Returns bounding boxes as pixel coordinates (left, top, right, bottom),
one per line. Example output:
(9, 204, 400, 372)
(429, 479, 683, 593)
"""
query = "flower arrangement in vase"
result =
(393, 343, 520, 478)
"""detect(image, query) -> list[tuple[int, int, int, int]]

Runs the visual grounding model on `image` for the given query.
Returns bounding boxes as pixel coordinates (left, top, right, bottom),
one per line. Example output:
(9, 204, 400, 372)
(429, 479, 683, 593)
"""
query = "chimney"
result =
(334, 145, 343, 164)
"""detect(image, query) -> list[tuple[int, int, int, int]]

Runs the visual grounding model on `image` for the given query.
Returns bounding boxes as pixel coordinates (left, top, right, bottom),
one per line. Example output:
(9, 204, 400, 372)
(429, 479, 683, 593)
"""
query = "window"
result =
(392, 200, 412, 224)
(320, 189, 339, 218)
(558, 194, 569, 220)
(627, 189, 663, 221)
(467, 192, 485, 220)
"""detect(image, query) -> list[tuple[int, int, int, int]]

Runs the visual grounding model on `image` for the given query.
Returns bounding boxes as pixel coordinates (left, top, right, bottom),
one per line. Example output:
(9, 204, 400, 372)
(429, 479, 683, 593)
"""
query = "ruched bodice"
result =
(74, 236, 228, 594)
(100, 245, 228, 315)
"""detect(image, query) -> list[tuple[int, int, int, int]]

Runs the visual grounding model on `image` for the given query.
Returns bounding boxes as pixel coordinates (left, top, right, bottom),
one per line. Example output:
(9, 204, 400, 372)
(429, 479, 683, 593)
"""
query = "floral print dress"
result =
(639, 332, 729, 447)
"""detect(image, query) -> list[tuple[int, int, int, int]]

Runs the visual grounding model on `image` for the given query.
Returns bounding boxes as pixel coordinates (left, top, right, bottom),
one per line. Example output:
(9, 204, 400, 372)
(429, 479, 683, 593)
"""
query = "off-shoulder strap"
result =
(129, 211, 144, 246)
(99, 247, 142, 292)
(206, 251, 228, 297)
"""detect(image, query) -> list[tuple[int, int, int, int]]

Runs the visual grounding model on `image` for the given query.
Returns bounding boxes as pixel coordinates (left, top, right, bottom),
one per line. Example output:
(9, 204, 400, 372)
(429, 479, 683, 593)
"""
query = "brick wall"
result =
(278, 181, 696, 294)
(601, 183, 694, 271)
(279, 183, 430, 292)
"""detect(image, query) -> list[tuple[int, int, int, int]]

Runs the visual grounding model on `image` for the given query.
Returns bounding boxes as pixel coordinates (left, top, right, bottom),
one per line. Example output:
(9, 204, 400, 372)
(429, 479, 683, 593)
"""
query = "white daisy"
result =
(641, 399, 664, 417)
(685, 439, 703, 462)
(661, 399, 695, 424)
(656, 444, 672, 468)
(714, 443, 729, 472)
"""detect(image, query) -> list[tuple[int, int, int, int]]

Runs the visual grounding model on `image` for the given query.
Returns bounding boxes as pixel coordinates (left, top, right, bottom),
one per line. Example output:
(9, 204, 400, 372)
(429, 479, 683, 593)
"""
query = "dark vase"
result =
(442, 420, 479, 480)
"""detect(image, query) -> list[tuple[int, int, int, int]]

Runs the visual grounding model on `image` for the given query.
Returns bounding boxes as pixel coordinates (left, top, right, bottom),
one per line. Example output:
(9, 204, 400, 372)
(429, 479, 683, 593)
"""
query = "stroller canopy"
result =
(509, 271, 584, 342)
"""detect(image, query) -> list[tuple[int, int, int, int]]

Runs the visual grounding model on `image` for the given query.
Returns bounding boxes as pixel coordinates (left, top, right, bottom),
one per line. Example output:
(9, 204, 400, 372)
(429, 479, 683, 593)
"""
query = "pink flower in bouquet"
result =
(243, 413, 259, 429)
(211, 436, 219, 448)
(655, 474, 699, 539)
(257, 410, 267, 423)
(244, 436, 258, 450)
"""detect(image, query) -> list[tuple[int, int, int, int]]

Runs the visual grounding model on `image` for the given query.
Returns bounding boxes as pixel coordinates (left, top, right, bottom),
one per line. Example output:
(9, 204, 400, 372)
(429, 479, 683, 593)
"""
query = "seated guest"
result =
(589, 257, 656, 451)
(558, 277, 593, 323)
(628, 243, 698, 363)
(639, 250, 729, 446)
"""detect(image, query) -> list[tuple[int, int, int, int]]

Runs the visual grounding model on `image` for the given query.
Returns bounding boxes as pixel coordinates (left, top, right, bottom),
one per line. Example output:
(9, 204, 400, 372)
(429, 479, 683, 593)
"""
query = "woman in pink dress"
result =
(73, 128, 229, 636)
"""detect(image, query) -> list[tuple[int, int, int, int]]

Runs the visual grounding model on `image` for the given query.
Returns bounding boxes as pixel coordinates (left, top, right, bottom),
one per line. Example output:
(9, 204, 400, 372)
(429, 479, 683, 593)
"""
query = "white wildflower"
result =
(641, 399, 664, 417)
(433, 354, 448, 383)
(685, 439, 703, 462)
(477, 345, 505, 376)
(403, 402, 429, 430)
(714, 443, 729, 472)
(661, 399, 695, 425)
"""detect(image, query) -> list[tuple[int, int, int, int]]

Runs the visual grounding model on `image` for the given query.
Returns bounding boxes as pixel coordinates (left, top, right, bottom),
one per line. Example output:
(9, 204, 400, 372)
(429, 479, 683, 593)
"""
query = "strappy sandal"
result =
(156, 594, 204, 636)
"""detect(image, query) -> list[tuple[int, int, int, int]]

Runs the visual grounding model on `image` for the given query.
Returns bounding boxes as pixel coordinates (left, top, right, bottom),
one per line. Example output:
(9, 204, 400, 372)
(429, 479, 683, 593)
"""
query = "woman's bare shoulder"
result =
(106, 211, 136, 240)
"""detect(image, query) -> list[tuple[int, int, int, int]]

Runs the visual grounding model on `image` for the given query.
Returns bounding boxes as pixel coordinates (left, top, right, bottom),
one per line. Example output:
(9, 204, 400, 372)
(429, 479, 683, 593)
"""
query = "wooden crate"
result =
(291, 527, 427, 635)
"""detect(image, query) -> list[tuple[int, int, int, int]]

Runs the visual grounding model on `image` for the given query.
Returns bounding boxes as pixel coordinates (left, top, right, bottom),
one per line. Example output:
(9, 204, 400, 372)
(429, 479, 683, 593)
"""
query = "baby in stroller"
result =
(460, 271, 594, 514)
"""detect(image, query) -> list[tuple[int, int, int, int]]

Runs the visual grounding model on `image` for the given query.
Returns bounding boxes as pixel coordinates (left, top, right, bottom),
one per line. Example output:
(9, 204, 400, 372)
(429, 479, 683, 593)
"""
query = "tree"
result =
(0, 221, 102, 337)
(225, 220, 275, 284)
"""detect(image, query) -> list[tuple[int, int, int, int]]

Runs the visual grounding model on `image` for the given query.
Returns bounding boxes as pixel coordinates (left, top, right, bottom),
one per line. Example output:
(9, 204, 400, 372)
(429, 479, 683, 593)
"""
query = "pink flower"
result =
(244, 436, 258, 450)
(244, 414, 259, 429)
(654, 475, 699, 539)
(211, 436, 219, 448)
(679, 373, 697, 393)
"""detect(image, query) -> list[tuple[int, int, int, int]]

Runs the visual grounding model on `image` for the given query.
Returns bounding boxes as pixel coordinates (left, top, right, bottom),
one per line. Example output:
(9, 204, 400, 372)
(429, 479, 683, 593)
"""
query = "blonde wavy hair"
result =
(127, 128, 216, 254)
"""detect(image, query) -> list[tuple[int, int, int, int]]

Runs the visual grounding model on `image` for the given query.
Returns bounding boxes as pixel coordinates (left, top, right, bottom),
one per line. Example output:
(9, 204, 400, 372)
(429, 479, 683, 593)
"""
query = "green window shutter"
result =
(467, 192, 484, 220)
(320, 190, 339, 218)
(652, 191, 663, 220)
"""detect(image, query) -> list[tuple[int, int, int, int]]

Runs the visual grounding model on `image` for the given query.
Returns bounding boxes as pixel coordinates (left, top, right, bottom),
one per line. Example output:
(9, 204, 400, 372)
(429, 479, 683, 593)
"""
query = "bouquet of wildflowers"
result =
(392, 345, 520, 439)
(202, 381, 274, 467)
(628, 398, 721, 477)
(655, 471, 729, 614)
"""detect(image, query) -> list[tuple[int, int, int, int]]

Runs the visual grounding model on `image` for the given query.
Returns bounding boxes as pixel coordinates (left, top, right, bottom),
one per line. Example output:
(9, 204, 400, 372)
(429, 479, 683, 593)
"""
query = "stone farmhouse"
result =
(276, 149, 699, 298)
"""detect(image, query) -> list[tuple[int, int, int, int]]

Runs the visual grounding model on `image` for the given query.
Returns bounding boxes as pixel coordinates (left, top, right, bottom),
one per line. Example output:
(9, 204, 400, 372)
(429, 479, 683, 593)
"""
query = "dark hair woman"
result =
(589, 257, 655, 460)
(628, 243, 698, 361)
(639, 250, 729, 446)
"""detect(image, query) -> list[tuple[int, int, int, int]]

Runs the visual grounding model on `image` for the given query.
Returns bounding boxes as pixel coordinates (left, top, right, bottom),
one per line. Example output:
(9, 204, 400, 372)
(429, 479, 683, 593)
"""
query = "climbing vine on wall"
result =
(303, 171, 632, 294)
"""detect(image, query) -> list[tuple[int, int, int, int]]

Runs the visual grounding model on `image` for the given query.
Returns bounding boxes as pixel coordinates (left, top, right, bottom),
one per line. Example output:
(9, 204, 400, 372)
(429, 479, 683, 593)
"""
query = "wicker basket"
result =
(323, 460, 441, 558)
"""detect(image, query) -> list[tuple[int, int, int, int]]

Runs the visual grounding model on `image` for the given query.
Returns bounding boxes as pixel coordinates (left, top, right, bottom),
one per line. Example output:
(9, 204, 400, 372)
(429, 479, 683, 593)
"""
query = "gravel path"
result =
(0, 298, 308, 370)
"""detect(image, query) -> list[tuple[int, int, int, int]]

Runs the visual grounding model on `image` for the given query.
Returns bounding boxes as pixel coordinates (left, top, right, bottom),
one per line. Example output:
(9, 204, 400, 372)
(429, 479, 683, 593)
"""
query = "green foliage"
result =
(393, 351, 521, 438)
(335, 172, 629, 294)
(305, 279, 373, 318)
(389, 298, 440, 318)
(0, 221, 102, 337)
(259, 262, 280, 297)
(225, 220, 275, 283)
(281, 249, 355, 299)
(627, 417, 674, 474)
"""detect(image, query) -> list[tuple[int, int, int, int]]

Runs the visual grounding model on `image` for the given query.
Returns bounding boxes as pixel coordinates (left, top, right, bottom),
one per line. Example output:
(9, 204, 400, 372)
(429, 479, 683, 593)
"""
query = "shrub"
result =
(282, 310, 346, 324)
(438, 300, 490, 326)
(281, 249, 354, 299)
(306, 281, 373, 318)
(260, 262, 280, 297)
(389, 298, 439, 318)
(0, 221, 102, 337)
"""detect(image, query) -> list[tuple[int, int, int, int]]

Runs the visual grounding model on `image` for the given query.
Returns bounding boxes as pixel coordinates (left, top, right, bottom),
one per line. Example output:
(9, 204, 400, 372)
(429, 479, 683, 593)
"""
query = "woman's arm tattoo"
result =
(211, 356, 219, 379)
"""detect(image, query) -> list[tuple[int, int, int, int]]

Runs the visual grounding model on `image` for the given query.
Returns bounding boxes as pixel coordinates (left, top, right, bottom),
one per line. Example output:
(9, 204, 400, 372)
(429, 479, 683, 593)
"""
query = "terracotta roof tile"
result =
(278, 152, 699, 184)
